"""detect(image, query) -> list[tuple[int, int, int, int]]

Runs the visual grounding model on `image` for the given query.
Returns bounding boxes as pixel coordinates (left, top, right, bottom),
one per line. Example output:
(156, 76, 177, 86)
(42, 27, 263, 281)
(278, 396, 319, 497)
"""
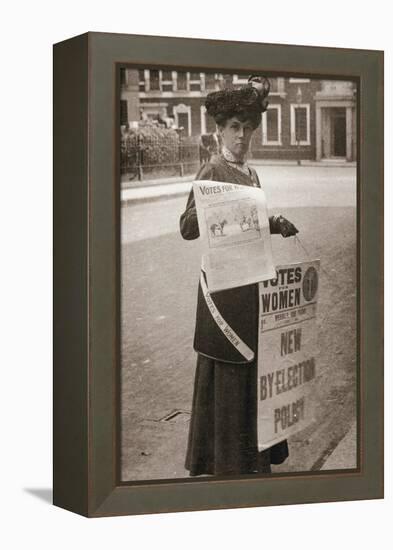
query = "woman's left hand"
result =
(276, 215, 299, 237)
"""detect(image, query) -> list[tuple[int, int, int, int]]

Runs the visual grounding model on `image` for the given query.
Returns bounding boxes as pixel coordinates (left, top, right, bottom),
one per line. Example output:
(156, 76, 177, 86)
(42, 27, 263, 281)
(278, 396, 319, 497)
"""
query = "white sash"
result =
(200, 272, 255, 362)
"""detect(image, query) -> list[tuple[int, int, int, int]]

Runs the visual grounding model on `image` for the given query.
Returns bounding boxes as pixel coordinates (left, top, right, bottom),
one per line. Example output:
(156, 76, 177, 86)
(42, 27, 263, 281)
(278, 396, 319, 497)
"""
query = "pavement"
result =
(321, 422, 357, 471)
(121, 159, 356, 204)
(120, 165, 358, 479)
(122, 179, 193, 204)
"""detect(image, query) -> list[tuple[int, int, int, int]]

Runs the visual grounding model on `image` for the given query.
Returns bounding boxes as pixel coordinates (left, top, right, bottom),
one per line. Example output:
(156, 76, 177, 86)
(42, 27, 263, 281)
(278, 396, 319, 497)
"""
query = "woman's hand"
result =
(272, 215, 299, 238)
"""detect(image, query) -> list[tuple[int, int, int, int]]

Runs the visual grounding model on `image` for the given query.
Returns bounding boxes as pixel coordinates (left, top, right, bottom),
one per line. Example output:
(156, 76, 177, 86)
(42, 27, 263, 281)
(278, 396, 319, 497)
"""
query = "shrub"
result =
(122, 126, 179, 169)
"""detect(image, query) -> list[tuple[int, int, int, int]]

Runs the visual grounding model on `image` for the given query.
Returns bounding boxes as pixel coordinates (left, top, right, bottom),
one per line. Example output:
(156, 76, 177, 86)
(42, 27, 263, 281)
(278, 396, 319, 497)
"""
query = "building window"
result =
(161, 70, 173, 92)
(189, 72, 201, 91)
(162, 70, 172, 80)
(262, 105, 282, 145)
(173, 104, 192, 136)
(149, 70, 160, 91)
(138, 69, 145, 92)
(177, 71, 188, 91)
(205, 72, 218, 90)
(290, 104, 311, 145)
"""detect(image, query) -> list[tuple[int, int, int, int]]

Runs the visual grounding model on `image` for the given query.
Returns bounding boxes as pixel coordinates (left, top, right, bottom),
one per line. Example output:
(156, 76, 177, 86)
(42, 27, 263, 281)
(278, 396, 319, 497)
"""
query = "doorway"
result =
(177, 112, 189, 136)
(331, 108, 346, 157)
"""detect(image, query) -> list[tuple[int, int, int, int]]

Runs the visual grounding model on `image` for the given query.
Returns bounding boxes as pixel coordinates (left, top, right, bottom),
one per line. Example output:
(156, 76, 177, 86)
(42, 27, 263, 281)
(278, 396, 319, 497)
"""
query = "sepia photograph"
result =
(119, 67, 358, 482)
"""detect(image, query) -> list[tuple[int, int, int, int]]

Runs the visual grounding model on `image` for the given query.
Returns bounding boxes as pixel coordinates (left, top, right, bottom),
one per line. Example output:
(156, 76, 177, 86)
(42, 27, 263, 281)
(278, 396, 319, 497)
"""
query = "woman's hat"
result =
(205, 75, 270, 120)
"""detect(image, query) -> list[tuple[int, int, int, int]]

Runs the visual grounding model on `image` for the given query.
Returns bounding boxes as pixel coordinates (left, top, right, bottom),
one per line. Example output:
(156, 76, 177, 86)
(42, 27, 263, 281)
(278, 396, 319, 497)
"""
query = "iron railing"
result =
(121, 132, 200, 183)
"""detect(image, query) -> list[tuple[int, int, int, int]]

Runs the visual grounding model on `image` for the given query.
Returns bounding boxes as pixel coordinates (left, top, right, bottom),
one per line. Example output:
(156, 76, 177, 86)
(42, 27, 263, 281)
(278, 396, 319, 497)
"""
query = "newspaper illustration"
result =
(257, 260, 320, 450)
(192, 180, 276, 292)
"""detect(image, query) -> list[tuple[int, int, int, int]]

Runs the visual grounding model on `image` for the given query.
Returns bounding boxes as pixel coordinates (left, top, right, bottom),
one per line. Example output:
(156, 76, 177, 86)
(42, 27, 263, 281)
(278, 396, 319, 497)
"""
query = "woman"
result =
(180, 76, 298, 476)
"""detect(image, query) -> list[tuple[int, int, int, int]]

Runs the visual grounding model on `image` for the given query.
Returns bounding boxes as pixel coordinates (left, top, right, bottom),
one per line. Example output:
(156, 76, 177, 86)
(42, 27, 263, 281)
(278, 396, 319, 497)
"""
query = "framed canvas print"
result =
(53, 32, 383, 517)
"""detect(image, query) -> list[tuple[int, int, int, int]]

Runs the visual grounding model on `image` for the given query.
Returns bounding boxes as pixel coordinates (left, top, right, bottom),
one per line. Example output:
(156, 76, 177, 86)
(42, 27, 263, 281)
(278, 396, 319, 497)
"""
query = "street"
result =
(120, 165, 357, 481)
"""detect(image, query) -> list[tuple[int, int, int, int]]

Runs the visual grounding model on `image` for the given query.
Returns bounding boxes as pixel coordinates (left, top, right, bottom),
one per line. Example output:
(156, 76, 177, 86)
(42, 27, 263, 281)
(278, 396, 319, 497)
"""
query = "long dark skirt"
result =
(185, 354, 289, 476)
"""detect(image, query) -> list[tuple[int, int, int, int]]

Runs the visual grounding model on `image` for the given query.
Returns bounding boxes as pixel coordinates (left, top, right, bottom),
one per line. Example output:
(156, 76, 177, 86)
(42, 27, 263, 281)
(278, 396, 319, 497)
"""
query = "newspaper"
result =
(192, 180, 276, 292)
(257, 260, 320, 450)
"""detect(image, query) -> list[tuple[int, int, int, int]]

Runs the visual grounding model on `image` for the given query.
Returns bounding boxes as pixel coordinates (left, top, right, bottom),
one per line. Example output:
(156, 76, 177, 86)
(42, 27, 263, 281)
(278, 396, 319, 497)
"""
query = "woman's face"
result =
(219, 116, 255, 160)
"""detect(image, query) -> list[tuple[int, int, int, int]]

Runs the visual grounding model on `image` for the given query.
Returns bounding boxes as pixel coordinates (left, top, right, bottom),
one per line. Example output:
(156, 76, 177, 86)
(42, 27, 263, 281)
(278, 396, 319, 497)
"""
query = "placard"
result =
(258, 260, 320, 450)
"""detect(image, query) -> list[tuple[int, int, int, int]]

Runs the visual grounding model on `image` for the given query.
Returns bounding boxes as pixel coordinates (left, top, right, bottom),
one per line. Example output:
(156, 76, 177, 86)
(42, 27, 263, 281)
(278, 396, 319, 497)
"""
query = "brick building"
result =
(120, 69, 357, 162)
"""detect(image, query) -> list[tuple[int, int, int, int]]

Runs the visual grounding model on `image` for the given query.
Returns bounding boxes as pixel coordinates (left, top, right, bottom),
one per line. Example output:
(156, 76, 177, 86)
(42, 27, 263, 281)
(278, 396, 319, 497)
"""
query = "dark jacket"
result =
(179, 154, 280, 364)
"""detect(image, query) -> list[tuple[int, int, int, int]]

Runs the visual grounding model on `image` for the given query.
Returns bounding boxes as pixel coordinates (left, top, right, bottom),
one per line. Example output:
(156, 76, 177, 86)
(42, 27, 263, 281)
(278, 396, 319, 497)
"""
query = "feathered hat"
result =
(205, 75, 270, 122)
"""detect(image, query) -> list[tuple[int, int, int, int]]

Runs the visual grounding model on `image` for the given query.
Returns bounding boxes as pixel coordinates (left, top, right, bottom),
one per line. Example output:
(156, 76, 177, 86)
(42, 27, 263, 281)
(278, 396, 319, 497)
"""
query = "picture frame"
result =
(53, 32, 383, 517)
